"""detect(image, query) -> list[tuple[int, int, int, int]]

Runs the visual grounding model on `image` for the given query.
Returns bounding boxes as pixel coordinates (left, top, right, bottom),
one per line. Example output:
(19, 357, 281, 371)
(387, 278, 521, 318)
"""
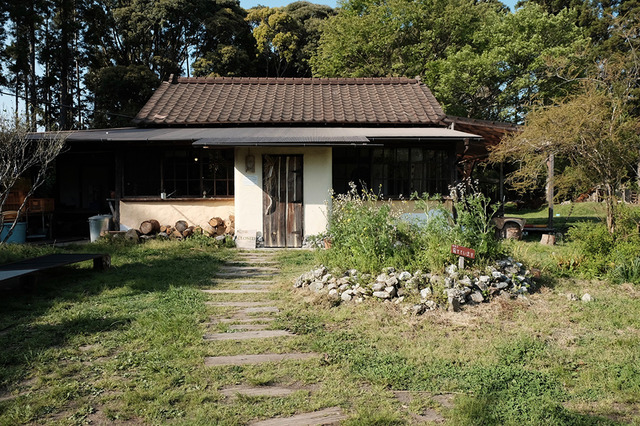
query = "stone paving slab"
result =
(239, 284, 272, 290)
(205, 352, 319, 366)
(214, 272, 279, 278)
(201, 289, 270, 294)
(216, 317, 275, 323)
(206, 301, 270, 307)
(226, 324, 270, 330)
(218, 266, 279, 272)
(211, 280, 274, 285)
(204, 330, 293, 341)
(232, 258, 277, 263)
(242, 306, 279, 314)
(250, 407, 347, 426)
(221, 385, 295, 398)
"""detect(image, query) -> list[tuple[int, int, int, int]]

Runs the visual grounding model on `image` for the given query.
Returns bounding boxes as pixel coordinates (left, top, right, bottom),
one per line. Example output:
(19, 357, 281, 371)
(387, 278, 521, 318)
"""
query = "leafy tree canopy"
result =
(247, 2, 334, 77)
(311, 0, 586, 120)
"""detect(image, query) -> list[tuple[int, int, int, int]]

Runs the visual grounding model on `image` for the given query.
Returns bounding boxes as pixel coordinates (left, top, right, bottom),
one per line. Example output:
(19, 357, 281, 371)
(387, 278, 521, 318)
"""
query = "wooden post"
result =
(499, 162, 504, 216)
(114, 150, 123, 231)
(547, 153, 554, 229)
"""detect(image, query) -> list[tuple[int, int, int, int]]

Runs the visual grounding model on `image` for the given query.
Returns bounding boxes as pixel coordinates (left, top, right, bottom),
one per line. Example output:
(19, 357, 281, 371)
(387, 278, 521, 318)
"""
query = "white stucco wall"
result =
(234, 147, 332, 240)
(120, 199, 234, 230)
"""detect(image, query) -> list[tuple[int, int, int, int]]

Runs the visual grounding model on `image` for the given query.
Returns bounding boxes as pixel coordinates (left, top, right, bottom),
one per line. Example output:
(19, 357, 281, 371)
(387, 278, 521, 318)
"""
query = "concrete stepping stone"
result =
(206, 301, 270, 307)
(242, 306, 279, 314)
(215, 272, 279, 278)
(204, 330, 293, 340)
(239, 284, 272, 290)
(218, 266, 278, 272)
(226, 324, 270, 330)
(233, 257, 277, 263)
(201, 289, 270, 294)
(394, 391, 449, 424)
(205, 352, 319, 366)
(211, 280, 273, 285)
(216, 318, 275, 324)
(250, 407, 347, 425)
(221, 385, 295, 398)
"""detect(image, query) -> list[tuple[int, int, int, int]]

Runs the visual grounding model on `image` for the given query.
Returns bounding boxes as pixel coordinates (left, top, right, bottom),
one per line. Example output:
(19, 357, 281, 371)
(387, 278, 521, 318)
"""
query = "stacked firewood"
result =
(112, 215, 235, 242)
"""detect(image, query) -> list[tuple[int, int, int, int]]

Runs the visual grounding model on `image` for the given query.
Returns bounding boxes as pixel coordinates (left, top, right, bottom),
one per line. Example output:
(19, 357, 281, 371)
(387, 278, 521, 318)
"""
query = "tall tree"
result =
(425, 3, 588, 121)
(491, 15, 640, 233)
(311, 0, 504, 78)
(83, 0, 255, 126)
(191, 0, 257, 77)
(312, 0, 586, 121)
(247, 6, 303, 77)
(246, 2, 334, 77)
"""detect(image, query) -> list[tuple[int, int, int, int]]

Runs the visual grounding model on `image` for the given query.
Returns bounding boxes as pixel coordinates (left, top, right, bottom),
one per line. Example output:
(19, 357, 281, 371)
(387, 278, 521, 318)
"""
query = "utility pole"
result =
(547, 153, 554, 229)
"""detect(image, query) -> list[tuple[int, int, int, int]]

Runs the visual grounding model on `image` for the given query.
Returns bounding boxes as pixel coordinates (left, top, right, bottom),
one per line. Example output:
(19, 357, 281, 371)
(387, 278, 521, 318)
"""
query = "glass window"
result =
(333, 146, 452, 198)
(123, 147, 234, 197)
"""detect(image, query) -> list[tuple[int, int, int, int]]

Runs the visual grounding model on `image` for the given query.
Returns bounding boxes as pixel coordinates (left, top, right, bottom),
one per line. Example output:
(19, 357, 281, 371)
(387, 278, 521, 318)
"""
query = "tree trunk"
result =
(605, 183, 616, 235)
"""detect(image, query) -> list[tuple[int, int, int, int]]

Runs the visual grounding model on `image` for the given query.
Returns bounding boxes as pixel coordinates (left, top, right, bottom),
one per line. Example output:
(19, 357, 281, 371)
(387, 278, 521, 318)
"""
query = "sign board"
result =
(235, 229, 257, 249)
(451, 244, 476, 259)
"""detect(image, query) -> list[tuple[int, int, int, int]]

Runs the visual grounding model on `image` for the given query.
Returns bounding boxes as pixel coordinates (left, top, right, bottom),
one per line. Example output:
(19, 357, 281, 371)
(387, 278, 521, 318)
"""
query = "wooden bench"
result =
(0, 253, 110, 288)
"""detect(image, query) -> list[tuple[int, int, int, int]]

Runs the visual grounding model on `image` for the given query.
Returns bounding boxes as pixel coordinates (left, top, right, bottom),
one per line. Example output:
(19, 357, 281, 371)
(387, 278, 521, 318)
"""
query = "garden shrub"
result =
(317, 184, 416, 273)
(318, 181, 504, 274)
(449, 181, 504, 262)
(566, 205, 640, 283)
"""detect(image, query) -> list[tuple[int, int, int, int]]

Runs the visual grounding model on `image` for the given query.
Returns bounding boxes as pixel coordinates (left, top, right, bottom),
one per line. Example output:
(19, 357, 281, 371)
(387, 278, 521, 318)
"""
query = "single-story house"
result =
(45, 77, 514, 247)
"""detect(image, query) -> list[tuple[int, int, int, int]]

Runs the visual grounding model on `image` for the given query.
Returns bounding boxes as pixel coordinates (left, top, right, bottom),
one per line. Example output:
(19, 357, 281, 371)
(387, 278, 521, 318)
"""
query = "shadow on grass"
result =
(0, 314, 132, 381)
(450, 394, 620, 426)
(0, 241, 227, 386)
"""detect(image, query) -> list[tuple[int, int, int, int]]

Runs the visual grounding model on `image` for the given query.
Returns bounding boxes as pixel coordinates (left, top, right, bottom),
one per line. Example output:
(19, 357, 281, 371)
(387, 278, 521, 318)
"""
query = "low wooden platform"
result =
(0, 253, 110, 285)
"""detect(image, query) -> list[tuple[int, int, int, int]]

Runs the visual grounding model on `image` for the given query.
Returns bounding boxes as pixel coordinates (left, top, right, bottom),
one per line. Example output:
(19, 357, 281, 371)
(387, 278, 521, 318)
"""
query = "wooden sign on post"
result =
(451, 244, 476, 269)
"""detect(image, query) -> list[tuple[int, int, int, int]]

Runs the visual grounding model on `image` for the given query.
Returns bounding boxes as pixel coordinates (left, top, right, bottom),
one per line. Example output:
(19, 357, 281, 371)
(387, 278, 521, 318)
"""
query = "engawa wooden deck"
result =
(0, 253, 110, 285)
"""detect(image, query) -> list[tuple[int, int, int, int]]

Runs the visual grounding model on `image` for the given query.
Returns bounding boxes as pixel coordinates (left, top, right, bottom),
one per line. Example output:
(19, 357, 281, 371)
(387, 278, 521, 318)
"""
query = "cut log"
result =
(193, 226, 203, 235)
(182, 228, 193, 238)
(209, 217, 224, 227)
(170, 230, 183, 239)
(203, 224, 215, 236)
(175, 220, 188, 233)
(160, 225, 168, 233)
(140, 219, 160, 235)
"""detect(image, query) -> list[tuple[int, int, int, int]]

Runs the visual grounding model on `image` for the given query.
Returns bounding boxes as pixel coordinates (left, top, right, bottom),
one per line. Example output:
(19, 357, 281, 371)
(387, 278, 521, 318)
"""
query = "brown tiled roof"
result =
(133, 77, 446, 126)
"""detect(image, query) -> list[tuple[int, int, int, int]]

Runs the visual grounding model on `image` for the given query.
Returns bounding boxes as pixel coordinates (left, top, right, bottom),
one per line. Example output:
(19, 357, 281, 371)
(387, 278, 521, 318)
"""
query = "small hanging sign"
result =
(451, 244, 476, 259)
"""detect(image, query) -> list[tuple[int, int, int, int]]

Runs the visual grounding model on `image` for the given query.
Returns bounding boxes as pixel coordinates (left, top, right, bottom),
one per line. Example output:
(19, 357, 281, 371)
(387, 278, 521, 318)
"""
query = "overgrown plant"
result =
(319, 181, 504, 274)
(566, 204, 640, 282)
(318, 183, 414, 273)
(450, 180, 504, 262)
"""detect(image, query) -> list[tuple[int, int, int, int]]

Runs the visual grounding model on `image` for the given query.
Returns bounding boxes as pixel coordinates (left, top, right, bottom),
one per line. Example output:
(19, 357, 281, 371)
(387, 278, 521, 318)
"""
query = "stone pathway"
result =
(203, 250, 345, 424)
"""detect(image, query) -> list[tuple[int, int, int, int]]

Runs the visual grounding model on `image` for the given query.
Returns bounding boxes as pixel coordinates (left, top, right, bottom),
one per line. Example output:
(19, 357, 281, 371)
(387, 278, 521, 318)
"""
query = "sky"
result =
(0, 0, 520, 117)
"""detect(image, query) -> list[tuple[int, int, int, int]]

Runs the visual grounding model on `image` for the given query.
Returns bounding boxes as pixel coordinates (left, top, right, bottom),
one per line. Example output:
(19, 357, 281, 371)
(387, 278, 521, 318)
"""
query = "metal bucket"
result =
(88, 215, 112, 242)
(0, 221, 27, 244)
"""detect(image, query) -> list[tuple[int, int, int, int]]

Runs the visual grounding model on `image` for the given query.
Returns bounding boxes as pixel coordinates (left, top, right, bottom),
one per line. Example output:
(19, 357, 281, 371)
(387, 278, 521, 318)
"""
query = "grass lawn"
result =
(504, 201, 607, 228)
(1, 239, 639, 424)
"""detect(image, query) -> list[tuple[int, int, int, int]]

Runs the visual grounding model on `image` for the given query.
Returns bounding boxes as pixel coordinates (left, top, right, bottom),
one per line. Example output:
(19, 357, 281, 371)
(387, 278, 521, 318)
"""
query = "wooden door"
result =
(263, 155, 303, 247)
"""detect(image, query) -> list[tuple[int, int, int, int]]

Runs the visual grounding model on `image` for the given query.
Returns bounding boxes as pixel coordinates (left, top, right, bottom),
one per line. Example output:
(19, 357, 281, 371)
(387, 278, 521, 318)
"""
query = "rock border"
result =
(294, 258, 538, 314)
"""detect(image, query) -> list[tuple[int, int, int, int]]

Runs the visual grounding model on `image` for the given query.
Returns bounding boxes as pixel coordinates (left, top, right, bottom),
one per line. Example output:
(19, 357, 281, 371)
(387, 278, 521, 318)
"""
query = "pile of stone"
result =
(293, 258, 537, 314)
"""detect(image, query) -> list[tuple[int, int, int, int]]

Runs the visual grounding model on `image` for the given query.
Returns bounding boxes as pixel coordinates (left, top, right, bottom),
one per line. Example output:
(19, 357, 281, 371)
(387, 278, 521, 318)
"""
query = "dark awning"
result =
(29, 126, 481, 146)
